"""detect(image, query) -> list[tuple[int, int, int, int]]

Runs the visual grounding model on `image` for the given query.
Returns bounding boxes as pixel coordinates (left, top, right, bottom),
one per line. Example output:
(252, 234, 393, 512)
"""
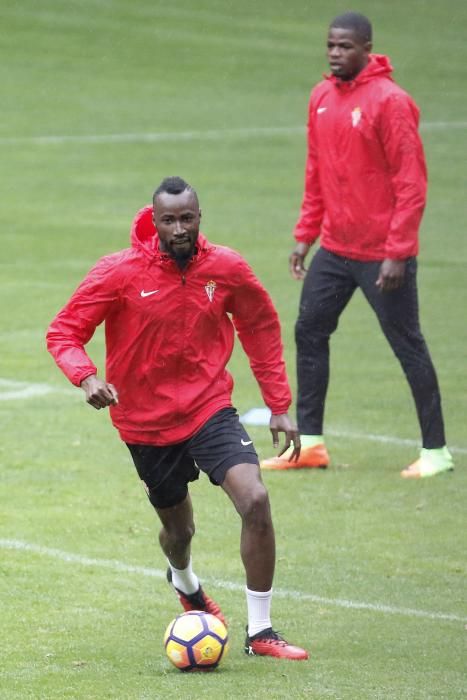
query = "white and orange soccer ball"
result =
(163, 611, 229, 672)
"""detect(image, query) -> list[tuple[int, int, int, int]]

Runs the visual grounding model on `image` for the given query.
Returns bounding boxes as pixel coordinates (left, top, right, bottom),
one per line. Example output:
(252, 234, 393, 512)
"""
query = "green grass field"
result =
(1, 1, 466, 698)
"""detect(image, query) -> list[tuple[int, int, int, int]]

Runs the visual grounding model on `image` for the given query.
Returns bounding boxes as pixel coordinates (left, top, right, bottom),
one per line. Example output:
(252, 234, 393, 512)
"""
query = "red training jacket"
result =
(294, 54, 427, 260)
(46, 206, 292, 445)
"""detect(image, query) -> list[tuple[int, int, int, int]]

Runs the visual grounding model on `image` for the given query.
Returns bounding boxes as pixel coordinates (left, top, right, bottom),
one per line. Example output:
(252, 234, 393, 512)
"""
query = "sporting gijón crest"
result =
(205, 280, 216, 302)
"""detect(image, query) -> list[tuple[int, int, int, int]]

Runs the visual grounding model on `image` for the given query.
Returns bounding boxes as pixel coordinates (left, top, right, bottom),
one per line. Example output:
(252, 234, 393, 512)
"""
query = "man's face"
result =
(326, 27, 371, 81)
(153, 189, 201, 263)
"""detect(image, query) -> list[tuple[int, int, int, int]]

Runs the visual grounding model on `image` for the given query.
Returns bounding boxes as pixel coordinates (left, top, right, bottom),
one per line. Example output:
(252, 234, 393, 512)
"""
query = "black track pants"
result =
(295, 248, 446, 448)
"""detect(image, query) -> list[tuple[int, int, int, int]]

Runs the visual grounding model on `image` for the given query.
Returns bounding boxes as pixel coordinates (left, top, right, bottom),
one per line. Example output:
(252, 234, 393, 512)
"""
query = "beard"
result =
(171, 245, 196, 268)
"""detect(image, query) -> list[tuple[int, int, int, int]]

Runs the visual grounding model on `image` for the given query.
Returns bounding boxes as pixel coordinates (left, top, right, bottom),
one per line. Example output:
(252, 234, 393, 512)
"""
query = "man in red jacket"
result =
(261, 12, 453, 479)
(47, 176, 308, 660)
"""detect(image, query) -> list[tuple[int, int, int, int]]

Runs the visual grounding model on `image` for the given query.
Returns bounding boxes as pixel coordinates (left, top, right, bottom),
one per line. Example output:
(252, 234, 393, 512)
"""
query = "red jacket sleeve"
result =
(228, 259, 292, 415)
(293, 94, 325, 244)
(46, 256, 120, 386)
(379, 92, 427, 258)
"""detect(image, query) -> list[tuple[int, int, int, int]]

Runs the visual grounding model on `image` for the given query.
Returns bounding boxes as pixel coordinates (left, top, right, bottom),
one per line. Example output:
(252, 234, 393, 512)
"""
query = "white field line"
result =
(1, 378, 466, 455)
(1, 539, 464, 624)
(325, 427, 467, 455)
(0, 378, 76, 401)
(0, 121, 466, 146)
(0, 126, 304, 146)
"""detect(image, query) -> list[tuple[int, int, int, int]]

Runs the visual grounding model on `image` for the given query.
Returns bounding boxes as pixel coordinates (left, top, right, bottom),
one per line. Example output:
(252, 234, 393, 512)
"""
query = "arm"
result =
(380, 92, 427, 261)
(229, 259, 300, 456)
(293, 96, 325, 248)
(374, 94, 427, 291)
(46, 256, 120, 390)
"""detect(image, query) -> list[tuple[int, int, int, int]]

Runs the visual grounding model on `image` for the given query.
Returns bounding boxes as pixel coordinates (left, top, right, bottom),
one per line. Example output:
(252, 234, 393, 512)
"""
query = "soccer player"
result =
(47, 176, 308, 661)
(261, 12, 453, 479)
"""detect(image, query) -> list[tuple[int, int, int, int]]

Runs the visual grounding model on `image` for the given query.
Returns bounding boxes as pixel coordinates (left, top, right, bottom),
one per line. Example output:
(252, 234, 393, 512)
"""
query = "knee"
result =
(161, 521, 195, 550)
(384, 328, 431, 368)
(240, 485, 271, 530)
(295, 315, 330, 351)
(295, 318, 310, 352)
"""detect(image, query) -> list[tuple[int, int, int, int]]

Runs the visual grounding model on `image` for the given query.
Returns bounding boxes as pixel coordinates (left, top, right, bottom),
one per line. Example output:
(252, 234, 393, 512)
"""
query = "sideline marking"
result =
(1, 539, 464, 624)
(0, 121, 466, 146)
(1, 379, 466, 455)
(0, 378, 75, 401)
(0, 126, 304, 146)
(325, 427, 467, 455)
(241, 407, 467, 455)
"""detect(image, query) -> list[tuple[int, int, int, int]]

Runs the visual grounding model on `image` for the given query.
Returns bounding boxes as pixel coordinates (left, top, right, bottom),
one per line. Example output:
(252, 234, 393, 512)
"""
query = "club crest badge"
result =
(351, 106, 362, 127)
(205, 280, 216, 302)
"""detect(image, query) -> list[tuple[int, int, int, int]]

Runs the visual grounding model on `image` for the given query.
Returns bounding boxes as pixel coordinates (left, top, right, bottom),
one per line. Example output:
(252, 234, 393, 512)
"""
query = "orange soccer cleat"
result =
(245, 627, 309, 660)
(260, 443, 329, 471)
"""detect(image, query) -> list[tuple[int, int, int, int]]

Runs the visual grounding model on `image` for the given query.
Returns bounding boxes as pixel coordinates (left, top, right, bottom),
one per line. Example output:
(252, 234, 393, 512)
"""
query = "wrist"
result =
(80, 373, 97, 388)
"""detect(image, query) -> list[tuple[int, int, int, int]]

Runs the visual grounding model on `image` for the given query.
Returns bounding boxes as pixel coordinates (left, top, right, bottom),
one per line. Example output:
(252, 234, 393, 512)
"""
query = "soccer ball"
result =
(163, 610, 229, 671)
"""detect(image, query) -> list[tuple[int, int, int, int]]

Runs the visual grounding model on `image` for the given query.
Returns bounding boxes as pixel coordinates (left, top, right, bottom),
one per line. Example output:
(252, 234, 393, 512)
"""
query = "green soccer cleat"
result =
(401, 446, 454, 479)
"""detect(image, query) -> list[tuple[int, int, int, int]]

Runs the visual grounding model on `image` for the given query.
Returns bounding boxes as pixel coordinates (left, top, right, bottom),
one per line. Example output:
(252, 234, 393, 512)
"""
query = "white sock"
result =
(168, 557, 199, 595)
(246, 587, 272, 637)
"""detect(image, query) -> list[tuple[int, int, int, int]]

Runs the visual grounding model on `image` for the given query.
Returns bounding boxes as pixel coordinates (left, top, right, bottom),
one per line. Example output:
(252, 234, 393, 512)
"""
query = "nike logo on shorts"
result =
(241, 439, 253, 446)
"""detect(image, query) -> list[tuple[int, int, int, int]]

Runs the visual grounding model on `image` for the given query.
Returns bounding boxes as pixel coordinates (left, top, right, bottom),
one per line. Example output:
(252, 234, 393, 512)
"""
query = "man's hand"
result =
(289, 242, 311, 280)
(269, 413, 301, 461)
(81, 374, 118, 410)
(376, 259, 406, 291)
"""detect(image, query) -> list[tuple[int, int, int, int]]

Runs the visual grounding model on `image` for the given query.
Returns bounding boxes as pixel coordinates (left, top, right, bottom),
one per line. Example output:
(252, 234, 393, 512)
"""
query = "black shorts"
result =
(126, 407, 259, 509)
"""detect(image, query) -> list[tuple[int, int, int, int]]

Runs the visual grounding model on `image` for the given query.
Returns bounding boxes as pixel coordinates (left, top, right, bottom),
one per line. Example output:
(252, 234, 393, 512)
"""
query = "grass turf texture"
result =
(1, 0, 466, 698)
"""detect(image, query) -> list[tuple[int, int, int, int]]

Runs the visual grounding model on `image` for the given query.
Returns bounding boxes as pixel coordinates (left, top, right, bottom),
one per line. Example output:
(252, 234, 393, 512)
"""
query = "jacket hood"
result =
(327, 53, 393, 87)
(130, 205, 210, 258)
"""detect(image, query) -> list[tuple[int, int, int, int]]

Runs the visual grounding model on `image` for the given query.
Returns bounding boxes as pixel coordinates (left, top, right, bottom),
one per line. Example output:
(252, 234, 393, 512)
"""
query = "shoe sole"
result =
(244, 645, 309, 660)
(401, 466, 454, 479)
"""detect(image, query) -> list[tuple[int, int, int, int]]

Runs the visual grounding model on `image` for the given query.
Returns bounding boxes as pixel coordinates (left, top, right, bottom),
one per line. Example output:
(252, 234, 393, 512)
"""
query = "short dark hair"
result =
(153, 176, 197, 203)
(329, 12, 372, 43)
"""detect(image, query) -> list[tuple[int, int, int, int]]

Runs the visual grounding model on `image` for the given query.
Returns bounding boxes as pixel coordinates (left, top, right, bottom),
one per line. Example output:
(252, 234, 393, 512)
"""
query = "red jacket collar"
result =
(325, 53, 394, 91)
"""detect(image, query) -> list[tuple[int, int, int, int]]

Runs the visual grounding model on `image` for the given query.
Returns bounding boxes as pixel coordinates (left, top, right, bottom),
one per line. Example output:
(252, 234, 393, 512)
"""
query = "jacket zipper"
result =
(175, 270, 187, 423)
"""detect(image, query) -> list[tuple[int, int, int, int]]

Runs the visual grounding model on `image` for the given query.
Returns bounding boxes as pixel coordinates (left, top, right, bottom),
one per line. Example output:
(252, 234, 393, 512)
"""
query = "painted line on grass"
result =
(0, 126, 304, 146)
(1, 539, 465, 624)
(0, 121, 466, 146)
(243, 408, 467, 456)
(0, 378, 76, 401)
(325, 427, 467, 455)
(1, 377, 466, 455)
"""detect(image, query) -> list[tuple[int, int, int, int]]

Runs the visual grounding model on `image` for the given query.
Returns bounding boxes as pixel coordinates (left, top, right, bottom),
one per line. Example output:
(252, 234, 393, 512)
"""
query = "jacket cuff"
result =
(268, 404, 291, 416)
(72, 368, 97, 388)
(293, 228, 320, 245)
